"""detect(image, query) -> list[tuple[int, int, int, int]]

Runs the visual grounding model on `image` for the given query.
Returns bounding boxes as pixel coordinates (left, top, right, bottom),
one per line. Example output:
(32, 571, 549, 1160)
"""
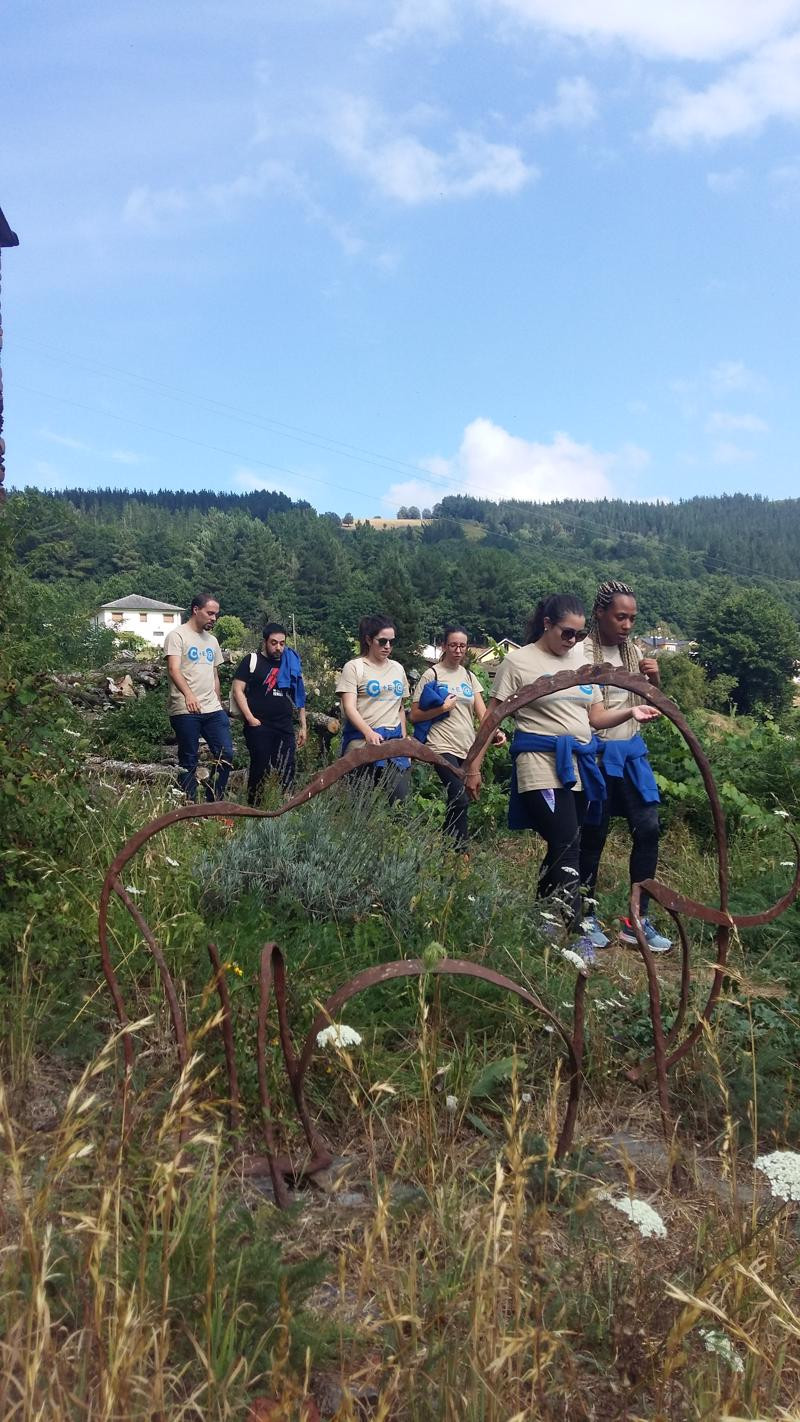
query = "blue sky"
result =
(4, 0, 800, 515)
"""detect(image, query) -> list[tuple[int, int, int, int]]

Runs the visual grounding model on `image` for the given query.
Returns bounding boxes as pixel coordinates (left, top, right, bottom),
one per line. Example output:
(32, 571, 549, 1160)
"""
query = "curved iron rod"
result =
(207, 943, 241, 1131)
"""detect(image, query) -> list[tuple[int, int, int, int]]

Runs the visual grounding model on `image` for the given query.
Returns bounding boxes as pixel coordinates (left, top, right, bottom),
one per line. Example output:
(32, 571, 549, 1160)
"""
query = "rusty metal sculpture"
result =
(98, 668, 799, 1201)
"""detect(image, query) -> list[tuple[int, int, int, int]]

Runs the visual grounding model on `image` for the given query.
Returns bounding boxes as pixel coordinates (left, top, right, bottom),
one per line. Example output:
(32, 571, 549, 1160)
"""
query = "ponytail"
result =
(524, 593, 585, 644)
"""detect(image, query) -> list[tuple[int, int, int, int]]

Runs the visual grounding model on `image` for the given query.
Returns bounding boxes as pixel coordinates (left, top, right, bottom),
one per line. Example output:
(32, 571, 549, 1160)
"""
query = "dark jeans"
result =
(519, 787, 587, 929)
(243, 723, 296, 803)
(356, 763, 411, 805)
(170, 710, 233, 802)
(579, 774, 661, 915)
(435, 753, 469, 849)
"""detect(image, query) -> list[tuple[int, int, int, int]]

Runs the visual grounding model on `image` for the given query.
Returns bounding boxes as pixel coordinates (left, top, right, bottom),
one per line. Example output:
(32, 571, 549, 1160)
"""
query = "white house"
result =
(98, 595, 185, 648)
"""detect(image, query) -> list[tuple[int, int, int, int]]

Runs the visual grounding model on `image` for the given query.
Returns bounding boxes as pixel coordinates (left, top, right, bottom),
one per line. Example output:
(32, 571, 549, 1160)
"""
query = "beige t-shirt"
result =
(491, 642, 602, 791)
(413, 664, 482, 759)
(594, 642, 642, 742)
(336, 656, 410, 749)
(164, 624, 224, 716)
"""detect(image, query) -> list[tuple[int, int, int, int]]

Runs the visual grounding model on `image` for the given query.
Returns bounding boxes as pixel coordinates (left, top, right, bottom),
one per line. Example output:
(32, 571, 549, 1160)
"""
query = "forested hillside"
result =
(8, 486, 800, 665)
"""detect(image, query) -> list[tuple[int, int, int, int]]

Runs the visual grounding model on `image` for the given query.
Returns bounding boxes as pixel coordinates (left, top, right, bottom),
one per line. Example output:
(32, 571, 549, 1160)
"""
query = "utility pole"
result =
(0, 205, 20, 504)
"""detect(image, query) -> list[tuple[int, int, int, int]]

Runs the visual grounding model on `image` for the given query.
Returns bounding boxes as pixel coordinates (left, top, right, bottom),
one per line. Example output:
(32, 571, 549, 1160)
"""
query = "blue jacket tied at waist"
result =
(412, 681, 451, 743)
(276, 647, 306, 709)
(340, 720, 410, 769)
(508, 730, 606, 830)
(597, 733, 660, 803)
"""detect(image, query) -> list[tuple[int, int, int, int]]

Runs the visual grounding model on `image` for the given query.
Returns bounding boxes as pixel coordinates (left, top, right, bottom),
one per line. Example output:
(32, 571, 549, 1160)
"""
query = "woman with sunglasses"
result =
(409, 623, 506, 851)
(336, 614, 411, 803)
(466, 594, 659, 956)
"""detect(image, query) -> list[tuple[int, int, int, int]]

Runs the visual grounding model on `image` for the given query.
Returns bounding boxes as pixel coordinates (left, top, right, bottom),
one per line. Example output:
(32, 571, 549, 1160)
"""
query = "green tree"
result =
(694, 584, 800, 715)
(214, 615, 247, 650)
(375, 553, 423, 666)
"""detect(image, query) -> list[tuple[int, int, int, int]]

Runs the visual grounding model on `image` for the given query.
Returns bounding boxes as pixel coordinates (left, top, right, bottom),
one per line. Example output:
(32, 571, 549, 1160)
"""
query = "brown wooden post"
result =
(0, 205, 20, 504)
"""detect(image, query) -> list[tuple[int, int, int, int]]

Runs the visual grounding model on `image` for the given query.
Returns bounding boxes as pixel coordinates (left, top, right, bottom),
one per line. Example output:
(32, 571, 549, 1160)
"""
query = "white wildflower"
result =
(583, 897, 598, 906)
(316, 1023, 363, 1050)
(754, 1150, 800, 1201)
(521, 1092, 532, 1105)
(445, 1095, 458, 1112)
(780, 861, 795, 868)
(84, 804, 98, 814)
(540, 912, 559, 923)
(699, 1328, 744, 1373)
(560, 948, 589, 976)
(773, 809, 790, 818)
(561, 866, 579, 877)
(124, 885, 143, 896)
(467, 894, 476, 902)
(542, 1024, 554, 1034)
(64, 728, 81, 738)
(165, 856, 179, 867)
(597, 1190, 667, 1239)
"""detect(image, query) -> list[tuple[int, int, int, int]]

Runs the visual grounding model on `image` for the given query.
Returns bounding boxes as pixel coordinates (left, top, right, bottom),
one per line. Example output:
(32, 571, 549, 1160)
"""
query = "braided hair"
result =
(590, 579, 640, 707)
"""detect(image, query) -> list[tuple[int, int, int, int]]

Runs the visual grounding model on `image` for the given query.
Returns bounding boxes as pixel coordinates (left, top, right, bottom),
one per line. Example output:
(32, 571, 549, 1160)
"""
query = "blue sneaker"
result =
(581, 915, 611, 949)
(619, 917, 672, 953)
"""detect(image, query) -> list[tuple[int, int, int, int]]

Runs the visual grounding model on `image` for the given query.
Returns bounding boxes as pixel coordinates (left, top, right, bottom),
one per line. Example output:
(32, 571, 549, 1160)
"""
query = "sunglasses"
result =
(552, 624, 588, 643)
(375, 636, 395, 647)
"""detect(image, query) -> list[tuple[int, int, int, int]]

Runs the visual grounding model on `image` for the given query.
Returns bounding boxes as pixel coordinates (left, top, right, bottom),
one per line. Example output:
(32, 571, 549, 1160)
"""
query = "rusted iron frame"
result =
(207, 943, 241, 1130)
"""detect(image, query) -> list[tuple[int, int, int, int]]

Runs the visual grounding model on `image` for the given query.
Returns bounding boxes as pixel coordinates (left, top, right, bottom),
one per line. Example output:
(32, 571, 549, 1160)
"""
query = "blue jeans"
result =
(170, 711, 234, 802)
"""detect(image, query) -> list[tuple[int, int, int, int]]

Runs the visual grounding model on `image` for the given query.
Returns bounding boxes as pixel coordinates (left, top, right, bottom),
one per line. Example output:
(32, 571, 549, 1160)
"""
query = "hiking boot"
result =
(581, 914, 611, 949)
(619, 917, 673, 953)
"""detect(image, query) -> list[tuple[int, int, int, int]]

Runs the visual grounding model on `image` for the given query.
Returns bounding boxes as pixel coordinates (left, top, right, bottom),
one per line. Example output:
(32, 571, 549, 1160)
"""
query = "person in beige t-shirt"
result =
(164, 594, 233, 802)
(410, 623, 506, 851)
(578, 578, 672, 953)
(467, 593, 659, 951)
(336, 614, 411, 804)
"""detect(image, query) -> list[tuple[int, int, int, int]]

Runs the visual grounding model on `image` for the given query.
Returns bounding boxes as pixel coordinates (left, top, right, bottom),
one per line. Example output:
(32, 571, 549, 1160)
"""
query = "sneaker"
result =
(619, 917, 673, 953)
(581, 915, 611, 950)
(570, 934, 598, 967)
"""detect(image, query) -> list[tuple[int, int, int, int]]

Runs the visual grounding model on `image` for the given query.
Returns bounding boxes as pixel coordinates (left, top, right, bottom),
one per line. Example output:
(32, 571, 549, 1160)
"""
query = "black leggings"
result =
(519, 788, 587, 930)
(434, 753, 470, 849)
(579, 775, 660, 915)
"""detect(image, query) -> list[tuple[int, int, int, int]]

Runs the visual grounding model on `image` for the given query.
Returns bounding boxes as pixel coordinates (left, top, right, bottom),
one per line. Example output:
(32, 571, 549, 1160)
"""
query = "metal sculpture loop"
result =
(98, 667, 800, 1201)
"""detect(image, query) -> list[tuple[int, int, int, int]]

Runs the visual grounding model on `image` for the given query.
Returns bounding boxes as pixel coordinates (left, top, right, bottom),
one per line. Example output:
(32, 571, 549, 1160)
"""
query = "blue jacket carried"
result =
(412, 680, 451, 743)
(276, 647, 306, 709)
(339, 720, 410, 770)
(508, 730, 606, 830)
(597, 733, 660, 803)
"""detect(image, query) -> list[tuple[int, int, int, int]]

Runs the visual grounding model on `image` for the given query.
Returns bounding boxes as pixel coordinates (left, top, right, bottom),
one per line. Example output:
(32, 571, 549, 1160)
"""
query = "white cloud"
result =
(487, 1, 800, 62)
(385, 417, 633, 509)
(123, 185, 190, 230)
(709, 359, 766, 394)
(770, 156, 800, 204)
(110, 449, 144, 465)
(39, 429, 91, 451)
(651, 32, 800, 145)
(530, 77, 598, 132)
(369, 0, 459, 50)
(706, 411, 768, 433)
(706, 167, 746, 193)
(326, 95, 535, 204)
(712, 441, 756, 464)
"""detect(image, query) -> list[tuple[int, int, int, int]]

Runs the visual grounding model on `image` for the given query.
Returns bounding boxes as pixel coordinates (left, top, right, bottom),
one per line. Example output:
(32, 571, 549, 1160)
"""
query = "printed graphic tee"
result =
(491, 643, 601, 791)
(336, 656, 410, 749)
(164, 624, 224, 715)
(233, 653, 295, 733)
(413, 664, 482, 759)
(593, 642, 642, 742)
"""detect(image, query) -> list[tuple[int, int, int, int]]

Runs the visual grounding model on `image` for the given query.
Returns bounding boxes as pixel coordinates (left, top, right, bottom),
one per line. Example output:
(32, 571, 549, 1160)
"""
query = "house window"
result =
(163, 613, 174, 624)
(139, 612, 148, 623)
(111, 613, 123, 623)
(153, 629, 164, 638)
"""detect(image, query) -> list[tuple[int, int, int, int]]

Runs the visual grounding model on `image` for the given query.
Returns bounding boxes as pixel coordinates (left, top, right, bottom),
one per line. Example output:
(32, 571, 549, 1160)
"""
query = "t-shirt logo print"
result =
(579, 684, 593, 695)
(188, 646, 200, 662)
(366, 679, 381, 697)
(461, 682, 474, 698)
(205, 648, 214, 662)
(392, 679, 404, 696)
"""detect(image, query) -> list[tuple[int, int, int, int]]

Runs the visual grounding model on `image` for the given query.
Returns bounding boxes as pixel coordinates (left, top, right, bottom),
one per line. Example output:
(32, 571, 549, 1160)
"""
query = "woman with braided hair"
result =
(578, 580, 672, 953)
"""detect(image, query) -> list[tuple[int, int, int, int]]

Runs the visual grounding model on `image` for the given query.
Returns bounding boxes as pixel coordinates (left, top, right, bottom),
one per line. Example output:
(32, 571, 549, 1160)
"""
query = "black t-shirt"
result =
(234, 653, 295, 733)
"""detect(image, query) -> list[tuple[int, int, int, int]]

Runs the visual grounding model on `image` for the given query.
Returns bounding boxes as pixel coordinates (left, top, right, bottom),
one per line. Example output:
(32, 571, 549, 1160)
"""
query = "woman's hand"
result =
(632, 704, 660, 723)
(365, 727, 385, 746)
(492, 729, 507, 746)
(443, 693, 458, 712)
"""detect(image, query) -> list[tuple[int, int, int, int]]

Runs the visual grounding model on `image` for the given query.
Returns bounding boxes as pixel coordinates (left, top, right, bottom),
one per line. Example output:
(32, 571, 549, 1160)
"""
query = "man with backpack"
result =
(230, 622, 307, 802)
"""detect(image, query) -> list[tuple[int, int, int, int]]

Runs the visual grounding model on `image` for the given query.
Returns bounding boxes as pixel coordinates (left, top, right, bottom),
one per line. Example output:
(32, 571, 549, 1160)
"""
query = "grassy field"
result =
(2, 722, 800, 1419)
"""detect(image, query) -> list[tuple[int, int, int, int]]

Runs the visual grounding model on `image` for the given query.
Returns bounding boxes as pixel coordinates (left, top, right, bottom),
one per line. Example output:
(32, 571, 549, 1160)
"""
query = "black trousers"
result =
(243, 723, 295, 803)
(434, 753, 470, 849)
(519, 788, 587, 929)
(578, 774, 660, 915)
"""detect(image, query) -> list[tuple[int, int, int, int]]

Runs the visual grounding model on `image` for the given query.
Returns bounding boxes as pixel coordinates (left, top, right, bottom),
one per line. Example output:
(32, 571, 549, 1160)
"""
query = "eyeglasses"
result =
(375, 636, 395, 647)
(554, 625, 588, 643)
(447, 643, 468, 651)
